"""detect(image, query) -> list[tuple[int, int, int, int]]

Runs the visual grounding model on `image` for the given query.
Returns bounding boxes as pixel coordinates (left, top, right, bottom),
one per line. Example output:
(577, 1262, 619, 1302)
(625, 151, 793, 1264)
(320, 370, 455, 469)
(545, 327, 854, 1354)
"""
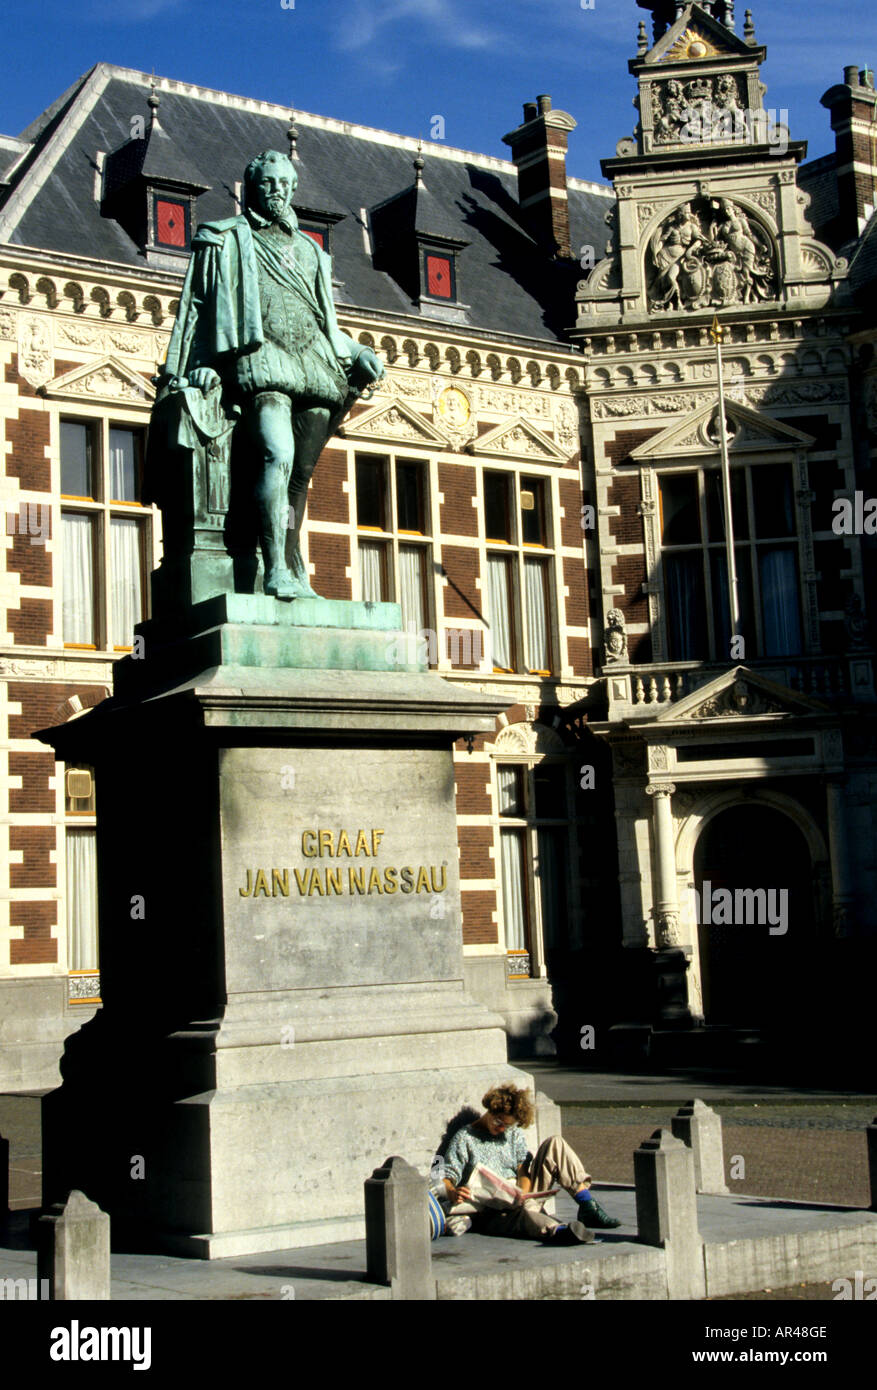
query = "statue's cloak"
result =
(162, 214, 351, 383)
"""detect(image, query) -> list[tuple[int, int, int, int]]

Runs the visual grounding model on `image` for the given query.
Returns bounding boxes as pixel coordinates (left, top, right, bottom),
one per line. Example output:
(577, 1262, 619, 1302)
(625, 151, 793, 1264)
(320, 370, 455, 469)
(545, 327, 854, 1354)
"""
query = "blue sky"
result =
(4, 0, 877, 183)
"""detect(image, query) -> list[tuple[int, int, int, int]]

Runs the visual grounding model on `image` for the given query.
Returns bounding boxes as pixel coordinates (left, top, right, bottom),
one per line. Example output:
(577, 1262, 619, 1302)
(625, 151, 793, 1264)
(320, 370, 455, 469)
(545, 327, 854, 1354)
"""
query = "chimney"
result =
(820, 65, 877, 244)
(502, 94, 577, 259)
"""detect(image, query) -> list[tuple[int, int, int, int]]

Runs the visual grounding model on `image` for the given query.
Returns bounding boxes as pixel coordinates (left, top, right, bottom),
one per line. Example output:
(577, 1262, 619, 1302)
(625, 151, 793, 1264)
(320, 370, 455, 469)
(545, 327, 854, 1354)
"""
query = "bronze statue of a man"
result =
(160, 149, 384, 598)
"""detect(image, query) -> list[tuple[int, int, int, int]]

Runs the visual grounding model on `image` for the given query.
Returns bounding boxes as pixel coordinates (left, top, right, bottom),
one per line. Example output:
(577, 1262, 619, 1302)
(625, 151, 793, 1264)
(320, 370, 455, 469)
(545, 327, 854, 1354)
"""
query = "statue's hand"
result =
(356, 347, 386, 384)
(188, 366, 221, 394)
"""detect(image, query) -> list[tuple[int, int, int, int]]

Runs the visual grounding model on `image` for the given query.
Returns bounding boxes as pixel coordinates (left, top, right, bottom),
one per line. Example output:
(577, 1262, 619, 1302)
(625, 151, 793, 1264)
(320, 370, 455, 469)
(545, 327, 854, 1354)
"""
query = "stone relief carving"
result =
(492, 721, 566, 754)
(647, 744, 669, 771)
(476, 383, 551, 418)
(54, 320, 150, 353)
(603, 608, 628, 664)
(652, 73, 746, 147)
(0, 308, 15, 339)
(17, 315, 52, 387)
(688, 679, 786, 719)
(648, 198, 776, 311)
(382, 369, 433, 403)
(432, 383, 476, 450)
(589, 380, 846, 419)
(555, 402, 579, 451)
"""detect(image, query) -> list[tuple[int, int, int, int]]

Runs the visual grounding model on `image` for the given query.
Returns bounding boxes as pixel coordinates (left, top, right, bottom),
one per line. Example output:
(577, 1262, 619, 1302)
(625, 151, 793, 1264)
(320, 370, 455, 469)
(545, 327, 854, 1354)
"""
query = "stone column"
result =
(826, 778, 855, 937)
(634, 1128, 705, 1300)
(364, 1157, 435, 1301)
(646, 783, 680, 947)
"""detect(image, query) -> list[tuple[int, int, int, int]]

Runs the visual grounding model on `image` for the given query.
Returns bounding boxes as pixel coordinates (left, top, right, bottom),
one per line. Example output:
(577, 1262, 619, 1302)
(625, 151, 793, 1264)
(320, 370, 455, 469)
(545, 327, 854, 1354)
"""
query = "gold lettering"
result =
(399, 866, 415, 894)
(349, 866, 366, 894)
(253, 869, 271, 898)
(318, 829, 335, 858)
(309, 871, 325, 896)
(354, 829, 371, 857)
(415, 866, 431, 894)
(430, 865, 447, 893)
(371, 828, 385, 855)
(383, 866, 398, 894)
(368, 866, 384, 894)
(337, 829, 353, 857)
(301, 831, 317, 858)
(239, 869, 252, 897)
(293, 868, 312, 895)
(326, 867, 343, 895)
(272, 869, 290, 897)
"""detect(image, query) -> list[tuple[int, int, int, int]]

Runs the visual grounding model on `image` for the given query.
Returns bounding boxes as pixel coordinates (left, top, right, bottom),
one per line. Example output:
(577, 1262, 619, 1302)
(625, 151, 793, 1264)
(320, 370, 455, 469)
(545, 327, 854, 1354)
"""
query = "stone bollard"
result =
(634, 1128, 705, 1300)
(671, 1099, 730, 1195)
(868, 1117, 877, 1212)
(37, 1190, 111, 1300)
(364, 1156, 436, 1301)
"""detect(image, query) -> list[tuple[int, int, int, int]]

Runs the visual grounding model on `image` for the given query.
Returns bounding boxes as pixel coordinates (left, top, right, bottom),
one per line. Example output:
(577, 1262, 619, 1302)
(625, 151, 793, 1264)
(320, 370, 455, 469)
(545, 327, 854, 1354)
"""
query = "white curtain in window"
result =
(497, 764, 520, 816)
(398, 544, 426, 632)
(109, 429, 136, 501)
(524, 557, 550, 671)
(359, 540, 386, 602)
(760, 548, 801, 656)
(500, 829, 528, 952)
(66, 828, 98, 971)
(110, 518, 142, 647)
(61, 514, 95, 644)
(487, 555, 513, 670)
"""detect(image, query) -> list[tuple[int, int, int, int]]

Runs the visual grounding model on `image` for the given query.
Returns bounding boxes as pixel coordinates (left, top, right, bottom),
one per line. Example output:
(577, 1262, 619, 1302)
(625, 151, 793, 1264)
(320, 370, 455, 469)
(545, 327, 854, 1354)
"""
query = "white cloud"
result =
(335, 0, 496, 54)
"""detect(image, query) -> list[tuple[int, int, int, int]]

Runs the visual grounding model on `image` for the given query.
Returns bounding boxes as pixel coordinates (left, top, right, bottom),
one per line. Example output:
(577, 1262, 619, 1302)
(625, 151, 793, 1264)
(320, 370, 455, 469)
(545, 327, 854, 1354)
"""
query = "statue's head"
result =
(244, 150, 298, 221)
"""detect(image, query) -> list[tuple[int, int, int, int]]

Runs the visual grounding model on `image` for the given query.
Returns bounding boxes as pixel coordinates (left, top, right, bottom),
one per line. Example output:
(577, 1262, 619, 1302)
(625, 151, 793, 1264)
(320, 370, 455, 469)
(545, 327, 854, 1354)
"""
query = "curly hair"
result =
(243, 150, 298, 204)
(482, 1083, 534, 1128)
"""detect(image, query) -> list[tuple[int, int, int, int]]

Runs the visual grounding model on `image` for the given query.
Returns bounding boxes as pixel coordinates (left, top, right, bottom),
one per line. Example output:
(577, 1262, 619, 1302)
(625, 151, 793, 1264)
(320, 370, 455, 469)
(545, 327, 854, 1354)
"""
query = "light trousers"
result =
(473, 1135, 592, 1240)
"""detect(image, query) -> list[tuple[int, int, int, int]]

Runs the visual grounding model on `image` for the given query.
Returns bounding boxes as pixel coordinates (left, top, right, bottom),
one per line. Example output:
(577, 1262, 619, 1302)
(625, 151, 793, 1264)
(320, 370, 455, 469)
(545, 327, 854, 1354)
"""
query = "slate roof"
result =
(0, 64, 613, 347)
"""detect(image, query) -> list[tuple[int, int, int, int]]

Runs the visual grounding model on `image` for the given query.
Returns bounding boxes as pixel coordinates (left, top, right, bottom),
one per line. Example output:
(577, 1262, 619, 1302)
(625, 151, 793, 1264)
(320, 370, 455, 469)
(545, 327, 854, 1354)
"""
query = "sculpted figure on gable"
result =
(647, 197, 776, 311)
(652, 72, 746, 146)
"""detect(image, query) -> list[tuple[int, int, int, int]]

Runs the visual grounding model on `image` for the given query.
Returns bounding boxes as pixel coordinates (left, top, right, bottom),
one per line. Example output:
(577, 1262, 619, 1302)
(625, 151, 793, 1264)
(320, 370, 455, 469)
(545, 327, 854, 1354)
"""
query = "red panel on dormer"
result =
(156, 200, 186, 247)
(426, 255, 452, 298)
(301, 227, 326, 248)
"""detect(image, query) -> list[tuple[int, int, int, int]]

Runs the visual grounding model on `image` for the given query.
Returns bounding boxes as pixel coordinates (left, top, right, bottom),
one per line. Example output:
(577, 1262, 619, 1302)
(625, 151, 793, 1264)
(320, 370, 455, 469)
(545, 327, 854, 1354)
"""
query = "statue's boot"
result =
(286, 485, 321, 599)
(261, 516, 298, 601)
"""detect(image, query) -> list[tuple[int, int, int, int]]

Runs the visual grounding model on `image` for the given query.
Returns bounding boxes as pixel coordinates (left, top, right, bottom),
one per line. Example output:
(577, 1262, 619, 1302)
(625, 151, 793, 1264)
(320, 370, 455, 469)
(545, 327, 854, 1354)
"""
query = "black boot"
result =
(577, 1197, 621, 1229)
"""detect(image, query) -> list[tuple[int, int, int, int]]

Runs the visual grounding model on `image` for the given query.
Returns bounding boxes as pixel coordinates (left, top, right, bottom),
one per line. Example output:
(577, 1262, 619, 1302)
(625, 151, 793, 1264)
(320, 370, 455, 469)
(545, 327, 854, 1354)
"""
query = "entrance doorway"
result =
(693, 803, 814, 1028)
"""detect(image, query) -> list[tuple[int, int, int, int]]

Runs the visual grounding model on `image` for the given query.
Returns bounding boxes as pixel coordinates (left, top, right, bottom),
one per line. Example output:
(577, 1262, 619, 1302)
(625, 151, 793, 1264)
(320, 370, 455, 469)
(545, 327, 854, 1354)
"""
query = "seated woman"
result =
(441, 1082, 621, 1246)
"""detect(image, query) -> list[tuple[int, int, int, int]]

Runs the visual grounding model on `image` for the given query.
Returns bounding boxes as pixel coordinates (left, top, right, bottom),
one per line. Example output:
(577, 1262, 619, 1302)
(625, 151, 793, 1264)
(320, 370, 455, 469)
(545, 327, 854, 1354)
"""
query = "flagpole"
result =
(710, 315, 741, 651)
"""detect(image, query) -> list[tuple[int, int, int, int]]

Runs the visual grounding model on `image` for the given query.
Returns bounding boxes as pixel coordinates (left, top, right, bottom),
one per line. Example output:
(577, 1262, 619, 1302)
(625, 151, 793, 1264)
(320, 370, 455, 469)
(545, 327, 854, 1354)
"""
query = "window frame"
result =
(657, 458, 806, 663)
(58, 413, 154, 653)
(483, 468, 557, 677)
(492, 753, 574, 981)
(354, 450, 434, 647)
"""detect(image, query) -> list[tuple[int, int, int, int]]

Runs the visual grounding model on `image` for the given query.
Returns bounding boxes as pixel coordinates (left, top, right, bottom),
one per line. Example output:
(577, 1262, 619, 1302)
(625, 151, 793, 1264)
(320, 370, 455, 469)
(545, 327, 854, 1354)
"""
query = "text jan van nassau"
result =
(239, 826, 448, 899)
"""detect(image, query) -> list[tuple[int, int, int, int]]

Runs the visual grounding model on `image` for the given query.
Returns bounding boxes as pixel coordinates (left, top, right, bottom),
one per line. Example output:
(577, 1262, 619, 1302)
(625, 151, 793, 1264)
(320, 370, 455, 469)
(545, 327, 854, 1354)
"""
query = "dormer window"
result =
(100, 84, 209, 264)
(153, 195, 189, 250)
(424, 251, 454, 300)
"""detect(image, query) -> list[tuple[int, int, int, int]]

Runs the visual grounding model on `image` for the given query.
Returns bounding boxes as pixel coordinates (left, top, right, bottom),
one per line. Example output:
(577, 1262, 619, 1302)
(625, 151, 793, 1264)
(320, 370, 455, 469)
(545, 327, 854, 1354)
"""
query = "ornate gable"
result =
(655, 666, 829, 722)
(41, 355, 154, 405)
(629, 398, 815, 459)
(471, 416, 566, 463)
(338, 397, 449, 447)
(645, 4, 755, 65)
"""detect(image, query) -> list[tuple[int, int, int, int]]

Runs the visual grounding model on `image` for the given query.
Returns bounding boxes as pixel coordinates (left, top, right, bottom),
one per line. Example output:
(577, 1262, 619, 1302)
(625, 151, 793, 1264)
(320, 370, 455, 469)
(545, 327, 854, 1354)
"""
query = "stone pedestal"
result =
(38, 596, 531, 1257)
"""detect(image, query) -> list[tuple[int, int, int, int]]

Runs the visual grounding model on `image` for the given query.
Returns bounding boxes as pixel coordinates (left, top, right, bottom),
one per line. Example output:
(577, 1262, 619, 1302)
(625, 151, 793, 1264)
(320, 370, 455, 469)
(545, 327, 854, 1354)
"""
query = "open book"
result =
(452, 1163, 558, 1214)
